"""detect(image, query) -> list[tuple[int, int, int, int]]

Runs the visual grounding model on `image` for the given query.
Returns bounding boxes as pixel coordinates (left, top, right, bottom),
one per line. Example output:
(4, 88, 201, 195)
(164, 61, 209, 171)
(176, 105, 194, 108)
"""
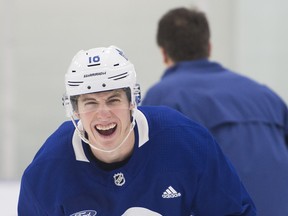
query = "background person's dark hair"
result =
(157, 7, 210, 62)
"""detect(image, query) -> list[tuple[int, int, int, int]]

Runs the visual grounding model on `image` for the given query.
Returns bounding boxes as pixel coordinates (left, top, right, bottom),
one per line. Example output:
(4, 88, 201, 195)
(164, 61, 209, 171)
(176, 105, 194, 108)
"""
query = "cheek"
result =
(113, 109, 131, 124)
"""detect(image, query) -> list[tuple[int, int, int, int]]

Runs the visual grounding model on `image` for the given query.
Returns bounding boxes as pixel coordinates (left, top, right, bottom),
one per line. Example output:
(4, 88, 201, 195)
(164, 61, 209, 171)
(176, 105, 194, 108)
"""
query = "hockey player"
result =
(18, 46, 256, 215)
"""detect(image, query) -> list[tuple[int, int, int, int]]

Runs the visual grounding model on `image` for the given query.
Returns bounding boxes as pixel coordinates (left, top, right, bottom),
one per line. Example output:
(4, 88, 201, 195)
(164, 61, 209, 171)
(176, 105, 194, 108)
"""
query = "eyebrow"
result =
(79, 91, 123, 102)
(79, 97, 95, 103)
(108, 91, 122, 98)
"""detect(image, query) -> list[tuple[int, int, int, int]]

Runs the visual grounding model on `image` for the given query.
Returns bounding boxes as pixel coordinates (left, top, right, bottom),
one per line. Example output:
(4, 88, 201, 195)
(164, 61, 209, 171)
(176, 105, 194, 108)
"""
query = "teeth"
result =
(96, 123, 116, 131)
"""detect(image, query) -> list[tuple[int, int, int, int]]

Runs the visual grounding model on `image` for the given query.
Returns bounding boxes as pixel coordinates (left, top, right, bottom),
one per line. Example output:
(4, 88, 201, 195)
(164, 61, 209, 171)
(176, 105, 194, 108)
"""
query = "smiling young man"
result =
(74, 89, 135, 163)
(18, 46, 256, 215)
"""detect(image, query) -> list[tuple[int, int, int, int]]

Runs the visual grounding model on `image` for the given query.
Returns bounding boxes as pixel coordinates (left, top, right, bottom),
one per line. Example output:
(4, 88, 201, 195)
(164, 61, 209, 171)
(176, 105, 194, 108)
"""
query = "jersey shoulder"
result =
(137, 106, 216, 171)
(138, 105, 206, 132)
(24, 121, 76, 174)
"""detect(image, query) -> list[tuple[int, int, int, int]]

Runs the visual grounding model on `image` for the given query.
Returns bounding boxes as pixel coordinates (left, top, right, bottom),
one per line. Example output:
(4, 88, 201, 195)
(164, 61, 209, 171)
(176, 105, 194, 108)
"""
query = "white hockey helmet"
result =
(63, 46, 141, 117)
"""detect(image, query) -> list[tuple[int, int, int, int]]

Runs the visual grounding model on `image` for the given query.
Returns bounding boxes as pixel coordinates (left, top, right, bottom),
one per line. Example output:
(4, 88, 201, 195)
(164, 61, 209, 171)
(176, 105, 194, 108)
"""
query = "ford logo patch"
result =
(70, 210, 97, 216)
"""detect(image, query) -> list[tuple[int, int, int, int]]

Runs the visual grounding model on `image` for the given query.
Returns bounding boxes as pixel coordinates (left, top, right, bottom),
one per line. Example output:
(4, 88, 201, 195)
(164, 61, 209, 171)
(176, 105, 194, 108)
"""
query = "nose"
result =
(94, 104, 112, 120)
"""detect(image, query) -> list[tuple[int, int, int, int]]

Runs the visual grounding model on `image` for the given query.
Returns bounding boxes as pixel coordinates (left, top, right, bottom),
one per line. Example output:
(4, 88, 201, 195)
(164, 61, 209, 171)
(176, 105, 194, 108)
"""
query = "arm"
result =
(285, 107, 288, 149)
(18, 175, 47, 216)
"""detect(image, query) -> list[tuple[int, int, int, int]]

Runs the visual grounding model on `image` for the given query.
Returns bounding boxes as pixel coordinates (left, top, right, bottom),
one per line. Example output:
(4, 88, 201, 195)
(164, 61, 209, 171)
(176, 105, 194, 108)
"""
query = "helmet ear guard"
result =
(134, 83, 141, 105)
(62, 93, 74, 118)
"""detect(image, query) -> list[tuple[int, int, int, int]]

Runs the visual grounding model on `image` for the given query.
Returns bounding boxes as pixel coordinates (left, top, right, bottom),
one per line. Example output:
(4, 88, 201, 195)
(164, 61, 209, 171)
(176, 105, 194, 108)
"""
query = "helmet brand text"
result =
(84, 72, 106, 78)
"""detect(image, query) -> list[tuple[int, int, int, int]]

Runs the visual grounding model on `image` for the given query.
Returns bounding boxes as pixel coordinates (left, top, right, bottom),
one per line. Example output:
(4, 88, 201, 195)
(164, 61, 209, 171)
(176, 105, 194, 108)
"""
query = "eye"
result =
(83, 99, 98, 107)
(107, 98, 121, 104)
(85, 101, 97, 105)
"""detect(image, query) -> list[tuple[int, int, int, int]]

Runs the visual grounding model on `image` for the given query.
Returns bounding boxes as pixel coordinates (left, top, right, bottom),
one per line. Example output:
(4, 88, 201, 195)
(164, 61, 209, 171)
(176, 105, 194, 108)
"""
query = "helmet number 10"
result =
(89, 56, 100, 64)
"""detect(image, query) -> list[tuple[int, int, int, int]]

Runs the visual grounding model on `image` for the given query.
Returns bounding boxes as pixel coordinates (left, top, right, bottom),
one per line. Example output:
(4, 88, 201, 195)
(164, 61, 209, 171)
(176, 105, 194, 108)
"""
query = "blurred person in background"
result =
(142, 7, 288, 216)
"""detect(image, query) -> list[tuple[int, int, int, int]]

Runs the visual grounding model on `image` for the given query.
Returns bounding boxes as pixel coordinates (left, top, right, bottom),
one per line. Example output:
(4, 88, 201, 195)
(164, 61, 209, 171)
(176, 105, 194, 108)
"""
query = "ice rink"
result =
(0, 181, 19, 215)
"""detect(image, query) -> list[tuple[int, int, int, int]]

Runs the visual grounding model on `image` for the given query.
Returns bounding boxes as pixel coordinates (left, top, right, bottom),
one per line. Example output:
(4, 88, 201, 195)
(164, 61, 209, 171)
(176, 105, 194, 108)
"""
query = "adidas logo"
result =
(162, 186, 181, 198)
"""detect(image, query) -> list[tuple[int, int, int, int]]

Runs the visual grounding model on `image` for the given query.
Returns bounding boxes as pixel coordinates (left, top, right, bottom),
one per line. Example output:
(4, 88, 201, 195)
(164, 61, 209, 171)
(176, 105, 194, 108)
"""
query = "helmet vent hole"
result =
(87, 86, 91, 89)
(102, 83, 106, 87)
(72, 70, 76, 73)
(114, 63, 120, 67)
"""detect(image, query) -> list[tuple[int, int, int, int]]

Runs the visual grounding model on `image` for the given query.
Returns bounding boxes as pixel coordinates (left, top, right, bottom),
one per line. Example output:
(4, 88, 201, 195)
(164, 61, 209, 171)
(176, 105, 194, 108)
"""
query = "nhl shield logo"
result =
(113, 172, 125, 186)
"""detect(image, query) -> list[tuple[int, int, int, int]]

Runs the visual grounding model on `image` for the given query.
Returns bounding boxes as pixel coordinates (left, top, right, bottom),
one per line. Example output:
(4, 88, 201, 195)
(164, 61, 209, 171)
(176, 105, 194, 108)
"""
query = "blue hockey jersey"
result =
(18, 106, 256, 215)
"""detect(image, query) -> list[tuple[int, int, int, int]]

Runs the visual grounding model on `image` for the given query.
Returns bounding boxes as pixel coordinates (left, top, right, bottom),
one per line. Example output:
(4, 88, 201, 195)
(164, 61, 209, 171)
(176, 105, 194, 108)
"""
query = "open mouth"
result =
(95, 123, 117, 136)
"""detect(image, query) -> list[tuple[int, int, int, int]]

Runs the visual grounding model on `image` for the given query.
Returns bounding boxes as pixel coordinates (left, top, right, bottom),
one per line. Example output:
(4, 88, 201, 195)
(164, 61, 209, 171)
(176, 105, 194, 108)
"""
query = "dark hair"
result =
(157, 7, 210, 62)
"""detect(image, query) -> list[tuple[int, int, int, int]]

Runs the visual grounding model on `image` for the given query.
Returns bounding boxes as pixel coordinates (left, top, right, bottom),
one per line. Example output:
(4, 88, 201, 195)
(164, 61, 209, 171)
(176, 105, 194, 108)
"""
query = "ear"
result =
(159, 47, 174, 67)
(129, 103, 135, 110)
(207, 41, 212, 58)
(160, 47, 169, 65)
(74, 111, 80, 119)
(129, 103, 135, 120)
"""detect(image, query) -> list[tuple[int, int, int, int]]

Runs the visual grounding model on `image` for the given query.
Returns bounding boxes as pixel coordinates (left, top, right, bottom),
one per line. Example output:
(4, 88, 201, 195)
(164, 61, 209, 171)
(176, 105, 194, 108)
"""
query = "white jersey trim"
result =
(134, 109, 149, 147)
(72, 124, 89, 162)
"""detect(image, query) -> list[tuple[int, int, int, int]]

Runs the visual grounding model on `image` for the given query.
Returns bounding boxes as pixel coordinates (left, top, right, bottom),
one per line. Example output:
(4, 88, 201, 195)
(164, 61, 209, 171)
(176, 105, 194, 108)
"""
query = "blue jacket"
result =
(142, 59, 288, 216)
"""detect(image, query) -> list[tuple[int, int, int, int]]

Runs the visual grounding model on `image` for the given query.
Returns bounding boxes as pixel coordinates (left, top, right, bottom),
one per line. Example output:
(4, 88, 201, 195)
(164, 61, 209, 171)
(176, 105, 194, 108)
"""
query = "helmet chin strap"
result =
(70, 112, 136, 154)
